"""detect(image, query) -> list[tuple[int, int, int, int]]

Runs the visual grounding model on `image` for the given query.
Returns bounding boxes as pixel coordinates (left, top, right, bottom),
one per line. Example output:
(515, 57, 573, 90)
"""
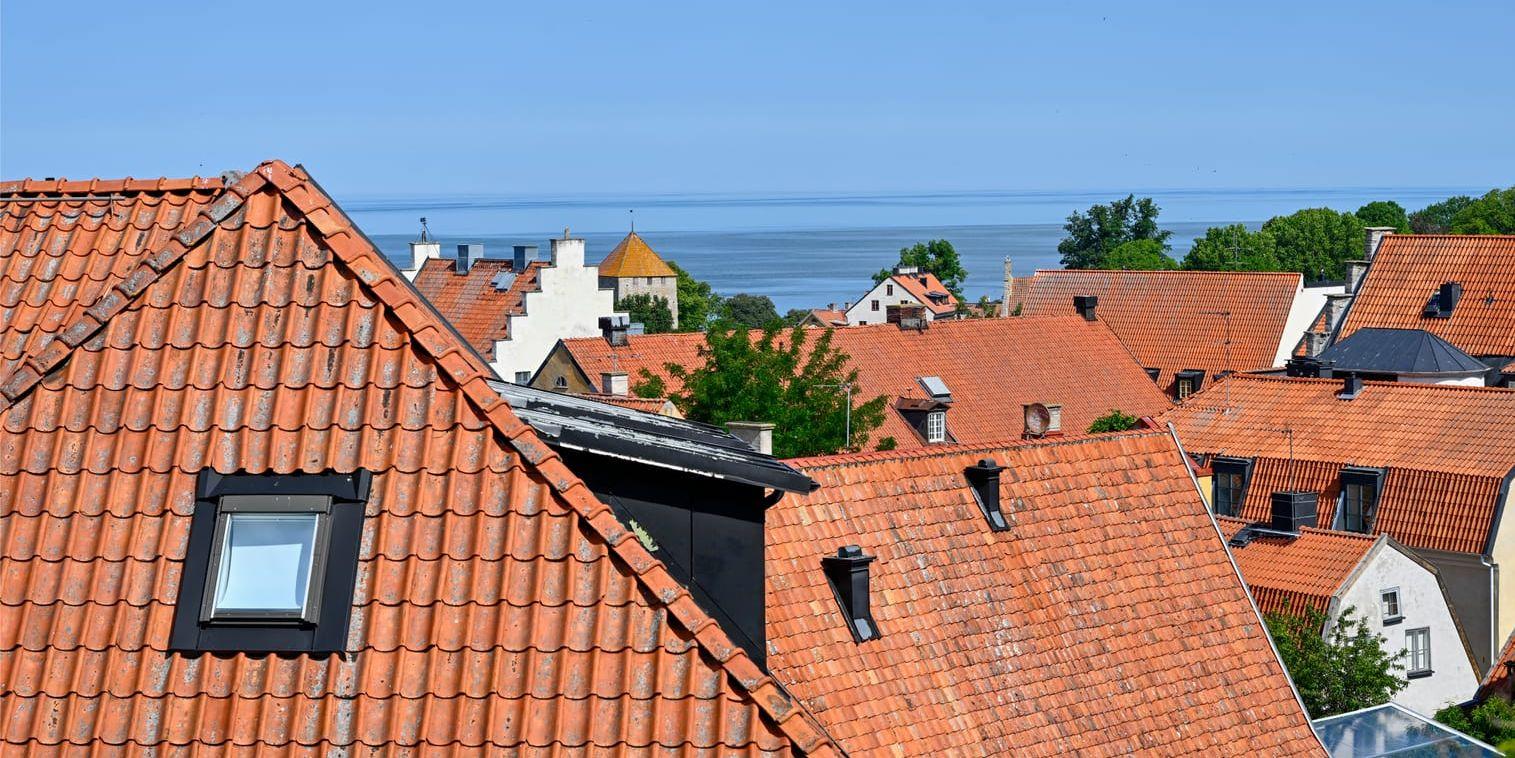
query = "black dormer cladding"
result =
(1424, 281, 1463, 318)
(965, 458, 1008, 531)
(823, 546, 879, 643)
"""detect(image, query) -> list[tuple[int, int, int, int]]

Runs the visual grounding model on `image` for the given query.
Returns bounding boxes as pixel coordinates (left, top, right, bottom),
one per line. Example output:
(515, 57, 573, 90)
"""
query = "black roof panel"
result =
(1319, 328, 1487, 375)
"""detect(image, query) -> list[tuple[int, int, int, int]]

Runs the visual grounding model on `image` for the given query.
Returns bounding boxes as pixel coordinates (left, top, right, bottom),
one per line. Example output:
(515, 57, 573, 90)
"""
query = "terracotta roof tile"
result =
(1021, 270, 1303, 390)
(571, 392, 678, 415)
(888, 271, 958, 315)
(597, 231, 675, 278)
(0, 162, 839, 755)
(1215, 517, 1378, 616)
(1479, 628, 1515, 699)
(1164, 374, 1515, 554)
(1340, 235, 1515, 357)
(558, 318, 1173, 449)
(805, 308, 847, 326)
(411, 257, 544, 355)
(769, 432, 1324, 756)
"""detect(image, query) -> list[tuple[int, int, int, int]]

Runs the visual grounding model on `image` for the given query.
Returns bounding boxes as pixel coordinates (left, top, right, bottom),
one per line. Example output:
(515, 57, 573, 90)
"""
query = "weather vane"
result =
(629, 209, 635, 232)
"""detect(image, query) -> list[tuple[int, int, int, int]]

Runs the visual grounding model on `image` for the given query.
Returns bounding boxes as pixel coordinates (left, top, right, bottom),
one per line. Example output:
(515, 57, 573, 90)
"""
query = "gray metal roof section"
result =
(1318, 328, 1488, 375)
(490, 380, 817, 492)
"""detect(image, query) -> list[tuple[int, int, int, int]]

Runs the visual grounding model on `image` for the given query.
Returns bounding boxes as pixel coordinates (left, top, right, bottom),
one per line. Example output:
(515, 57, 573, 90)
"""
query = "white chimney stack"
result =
(402, 219, 442, 281)
(601, 371, 629, 396)
(725, 421, 775, 455)
(1364, 227, 1395, 261)
(551, 229, 585, 269)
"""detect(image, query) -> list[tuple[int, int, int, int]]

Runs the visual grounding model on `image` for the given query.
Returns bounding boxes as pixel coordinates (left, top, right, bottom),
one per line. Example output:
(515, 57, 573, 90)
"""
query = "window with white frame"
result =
(514, 371, 532, 384)
(926, 411, 946, 443)
(1380, 588, 1402, 624)
(1406, 627, 1432, 676)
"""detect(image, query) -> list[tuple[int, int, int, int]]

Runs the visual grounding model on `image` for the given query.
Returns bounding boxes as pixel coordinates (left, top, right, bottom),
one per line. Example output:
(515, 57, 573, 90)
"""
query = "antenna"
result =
(629, 209, 635, 233)
(1281, 425, 1296, 490)
(418, 216, 431, 242)
(1200, 310, 1234, 413)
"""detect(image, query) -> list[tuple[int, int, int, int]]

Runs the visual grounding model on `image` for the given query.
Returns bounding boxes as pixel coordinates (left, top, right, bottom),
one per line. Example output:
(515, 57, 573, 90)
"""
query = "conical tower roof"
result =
(599, 231, 676, 278)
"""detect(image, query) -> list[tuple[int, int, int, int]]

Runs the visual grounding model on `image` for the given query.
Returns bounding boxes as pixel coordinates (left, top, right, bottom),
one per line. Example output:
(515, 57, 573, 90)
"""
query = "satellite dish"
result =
(1024, 403, 1052, 437)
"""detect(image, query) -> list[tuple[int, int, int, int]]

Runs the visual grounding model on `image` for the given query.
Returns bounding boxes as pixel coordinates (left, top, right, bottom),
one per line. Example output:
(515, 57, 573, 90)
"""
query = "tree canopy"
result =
(617, 294, 674, 334)
(1355, 201, 1410, 233)
(646, 323, 888, 458)
(873, 239, 968, 297)
(1450, 186, 1515, 234)
(1181, 223, 1282, 271)
(1266, 606, 1405, 718)
(1409, 195, 1475, 234)
(668, 260, 720, 332)
(1259, 208, 1366, 280)
(1102, 238, 1179, 270)
(1058, 195, 1172, 269)
(1087, 409, 1139, 433)
(1436, 697, 1515, 749)
(720, 293, 780, 328)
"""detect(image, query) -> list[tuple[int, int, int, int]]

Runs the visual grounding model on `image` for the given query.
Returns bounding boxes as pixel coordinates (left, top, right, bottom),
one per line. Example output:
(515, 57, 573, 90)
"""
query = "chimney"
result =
(406, 240, 442, 276)
(1073, 295, 1098, 321)
(601, 371, 629, 397)
(1270, 491, 1318, 533)
(1324, 292, 1353, 326)
(1345, 260, 1369, 294)
(1001, 257, 1014, 317)
(1364, 227, 1395, 261)
(599, 314, 630, 346)
(1337, 372, 1364, 400)
(512, 244, 538, 271)
(455, 243, 483, 274)
(965, 459, 1008, 531)
(893, 265, 919, 275)
(822, 546, 880, 642)
(725, 421, 774, 455)
(551, 231, 585, 269)
(1437, 281, 1463, 317)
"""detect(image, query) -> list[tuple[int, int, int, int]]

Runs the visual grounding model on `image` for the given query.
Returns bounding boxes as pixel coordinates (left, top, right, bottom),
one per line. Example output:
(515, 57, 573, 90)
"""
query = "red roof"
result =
(1215, 517, 1379, 616)
(1340, 235, 1515, 357)
(1165, 374, 1515, 554)
(769, 432, 1324, 756)
(1021, 270, 1303, 391)
(888, 271, 958, 315)
(555, 318, 1173, 449)
(411, 257, 545, 356)
(0, 162, 839, 755)
(804, 308, 847, 327)
(1480, 628, 1515, 700)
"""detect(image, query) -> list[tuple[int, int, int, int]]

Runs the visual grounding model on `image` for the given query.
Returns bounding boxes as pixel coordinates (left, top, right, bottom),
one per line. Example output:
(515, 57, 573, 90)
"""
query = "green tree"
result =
(1436, 698, 1515, 747)
(1058, 195, 1172, 269)
(1266, 606, 1406, 718)
(1410, 195, 1475, 234)
(1355, 201, 1410, 233)
(1102, 239, 1179, 270)
(720, 293, 780, 328)
(659, 324, 888, 457)
(669, 260, 720, 332)
(1087, 409, 1139, 433)
(783, 308, 813, 326)
(1451, 186, 1515, 234)
(873, 239, 968, 298)
(1260, 208, 1366, 280)
(1182, 224, 1282, 271)
(617, 294, 674, 334)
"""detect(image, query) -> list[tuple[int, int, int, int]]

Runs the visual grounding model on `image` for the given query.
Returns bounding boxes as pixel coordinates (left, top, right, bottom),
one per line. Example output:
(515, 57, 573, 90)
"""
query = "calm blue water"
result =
(351, 186, 1478, 312)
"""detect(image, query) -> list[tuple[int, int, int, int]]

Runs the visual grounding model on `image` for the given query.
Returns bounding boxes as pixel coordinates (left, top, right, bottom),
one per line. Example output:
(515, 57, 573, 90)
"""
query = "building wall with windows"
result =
(845, 278, 931, 326)
(1336, 542, 1480, 715)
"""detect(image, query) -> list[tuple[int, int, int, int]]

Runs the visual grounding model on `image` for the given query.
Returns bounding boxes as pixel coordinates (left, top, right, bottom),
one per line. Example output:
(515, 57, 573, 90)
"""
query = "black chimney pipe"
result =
(822, 546, 879, 642)
(1073, 295, 1098, 321)
(965, 458, 1008, 531)
(1337, 372, 1364, 400)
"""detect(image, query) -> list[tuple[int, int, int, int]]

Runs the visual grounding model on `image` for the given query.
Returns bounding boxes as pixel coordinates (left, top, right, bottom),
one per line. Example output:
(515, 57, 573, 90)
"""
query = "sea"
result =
(352, 187, 1479, 312)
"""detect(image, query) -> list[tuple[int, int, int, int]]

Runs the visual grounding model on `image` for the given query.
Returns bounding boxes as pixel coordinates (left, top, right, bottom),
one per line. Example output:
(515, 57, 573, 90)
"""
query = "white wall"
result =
(1335, 542, 1480, 715)
(1274, 282, 1344, 366)
(845, 277, 932, 326)
(491, 238, 625, 382)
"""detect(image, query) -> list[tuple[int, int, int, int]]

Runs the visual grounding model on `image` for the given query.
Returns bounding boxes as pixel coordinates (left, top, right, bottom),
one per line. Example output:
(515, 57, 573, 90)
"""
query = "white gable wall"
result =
(491, 238, 625, 382)
(845, 278, 930, 326)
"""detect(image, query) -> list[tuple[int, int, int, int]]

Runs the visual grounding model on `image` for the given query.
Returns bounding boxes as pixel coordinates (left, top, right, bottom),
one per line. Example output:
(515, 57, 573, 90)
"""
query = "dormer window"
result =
(171, 470, 369, 654)
(1175, 369, 1205, 399)
(926, 410, 946, 443)
(1211, 457, 1253, 517)
(1338, 466, 1385, 534)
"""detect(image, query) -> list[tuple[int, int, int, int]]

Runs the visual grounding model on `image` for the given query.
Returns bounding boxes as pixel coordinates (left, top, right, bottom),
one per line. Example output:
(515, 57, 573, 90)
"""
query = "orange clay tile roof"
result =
(1215, 517, 1379, 617)
(597, 231, 676, 278)
(411, 256, 544, 356)
(0, 162, 840, 756)
(1479, 628, 1515, 700)
(888, 271, 959, 315)
(1021, 270, 1303, 390)
(1339, 234, 1515, 357)
(556, 317, 1173, 449)
(572, 392, 678, 415)
(805, 308, 847, 326)
(769, 432, 1325, 756)
(1164, 374, 1515, 554)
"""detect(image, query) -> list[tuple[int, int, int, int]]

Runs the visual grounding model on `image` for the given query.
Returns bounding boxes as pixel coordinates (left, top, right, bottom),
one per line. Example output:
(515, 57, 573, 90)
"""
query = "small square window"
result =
(203, 498, 330, 624)
(1406, 627, 1432, 677)
(1381, 589, 1402, 624)
(926, 411, 947, 443)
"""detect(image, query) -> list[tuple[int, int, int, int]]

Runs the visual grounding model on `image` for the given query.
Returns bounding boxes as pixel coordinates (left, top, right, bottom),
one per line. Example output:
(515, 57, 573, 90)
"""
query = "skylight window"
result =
(203, 498, 330, 623)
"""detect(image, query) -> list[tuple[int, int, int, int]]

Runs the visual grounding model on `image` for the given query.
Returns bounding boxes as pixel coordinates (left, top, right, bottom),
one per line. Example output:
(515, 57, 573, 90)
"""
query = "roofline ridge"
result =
(1, 174, 226, 196)
(266, 163, 843, 757)
(1030, 268, 1301, 277)
(788, 428, 1170, 470)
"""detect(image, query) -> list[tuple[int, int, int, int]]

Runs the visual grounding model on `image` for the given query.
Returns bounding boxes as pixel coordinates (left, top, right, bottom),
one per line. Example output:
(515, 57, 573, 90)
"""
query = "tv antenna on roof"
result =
(417, 217, 431, 242)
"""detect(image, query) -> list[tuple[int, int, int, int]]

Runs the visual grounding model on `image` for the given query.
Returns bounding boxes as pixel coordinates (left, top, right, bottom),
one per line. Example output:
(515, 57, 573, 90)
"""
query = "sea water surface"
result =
(351, 187, 1477, 312)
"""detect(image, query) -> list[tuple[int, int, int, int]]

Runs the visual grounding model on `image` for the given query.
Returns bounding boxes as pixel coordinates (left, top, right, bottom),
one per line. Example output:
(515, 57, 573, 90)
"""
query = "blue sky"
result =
(3, 1, 1512, 200)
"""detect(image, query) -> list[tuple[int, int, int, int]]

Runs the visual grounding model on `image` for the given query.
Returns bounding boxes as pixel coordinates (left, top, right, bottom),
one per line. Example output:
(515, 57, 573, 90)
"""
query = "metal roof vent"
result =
(965, 459, 1008, 531)
(918, 376, 952, 403)
(822, 546, 879, 643)
(1337, 372, 1364, 400)
(491, 270, 517, 291)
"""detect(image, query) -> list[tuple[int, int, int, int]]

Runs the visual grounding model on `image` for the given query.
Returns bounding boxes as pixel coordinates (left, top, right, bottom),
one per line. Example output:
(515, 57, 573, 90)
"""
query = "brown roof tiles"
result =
(1215, 517, 1379, 616)
(411, 257, 545, 356)
(769, 432, 1324, 756)
(597, 231, 676, 278)
(888, 270, 959, 315)
(0, 161, 839, 755)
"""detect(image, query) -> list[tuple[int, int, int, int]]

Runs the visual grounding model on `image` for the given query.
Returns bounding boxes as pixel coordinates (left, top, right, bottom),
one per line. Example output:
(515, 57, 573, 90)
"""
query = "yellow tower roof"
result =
(598, 231, 677, 278)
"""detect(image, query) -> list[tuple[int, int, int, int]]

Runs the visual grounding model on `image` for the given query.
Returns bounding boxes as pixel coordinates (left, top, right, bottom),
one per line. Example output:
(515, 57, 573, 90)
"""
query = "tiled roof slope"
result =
(1479, 629, 1515, 700)
(1021, 270, 1302, 389)
(411, 256, 545, 356)
(770, 432, 1325, 756)
(557, 317, 1173, 448)
(1216, 517, 1378, 616)
(597, 231, 675, 278)
(1339, 235, 1515, 357)
(0, 163, 838, 755)
(889, 271, 958, 315)
(1164, 375, 1515, 554)
(804, 308, 847, 327)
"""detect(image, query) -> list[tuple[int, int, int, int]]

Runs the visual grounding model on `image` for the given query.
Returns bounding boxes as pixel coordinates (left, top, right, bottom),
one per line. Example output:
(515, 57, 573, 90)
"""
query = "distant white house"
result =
(844, 266, 960, 326)
(1217, 515, 1480, 715)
